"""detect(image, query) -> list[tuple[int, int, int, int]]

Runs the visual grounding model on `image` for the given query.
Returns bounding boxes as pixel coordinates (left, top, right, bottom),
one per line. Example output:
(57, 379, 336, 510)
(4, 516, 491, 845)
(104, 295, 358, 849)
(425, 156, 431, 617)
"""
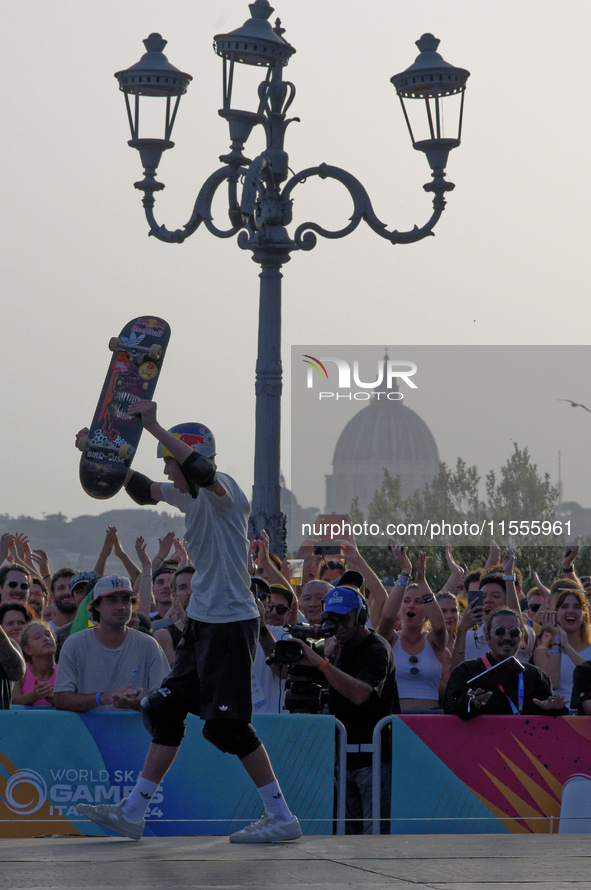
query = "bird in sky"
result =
(558, 399, 591, 413)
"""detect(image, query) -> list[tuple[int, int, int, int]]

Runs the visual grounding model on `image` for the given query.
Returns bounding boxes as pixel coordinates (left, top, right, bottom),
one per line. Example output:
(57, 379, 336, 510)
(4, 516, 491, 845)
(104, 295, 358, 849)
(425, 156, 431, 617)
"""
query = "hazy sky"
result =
(2, 1, 590, 524)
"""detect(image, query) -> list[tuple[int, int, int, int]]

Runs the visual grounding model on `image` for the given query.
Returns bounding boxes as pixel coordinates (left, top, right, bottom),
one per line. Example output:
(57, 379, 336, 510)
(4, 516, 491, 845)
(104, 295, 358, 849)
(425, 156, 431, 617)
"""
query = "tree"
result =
(353, 444, 565, 590)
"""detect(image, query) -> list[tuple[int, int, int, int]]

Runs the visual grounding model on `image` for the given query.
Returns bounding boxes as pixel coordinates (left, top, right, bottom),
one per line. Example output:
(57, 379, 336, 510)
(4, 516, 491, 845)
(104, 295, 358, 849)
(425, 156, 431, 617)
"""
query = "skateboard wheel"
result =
(108, 337, 120, 353)
(119, 444, 133, 460)
(77, 435, 89, 453)
(148, 344, 162, 361)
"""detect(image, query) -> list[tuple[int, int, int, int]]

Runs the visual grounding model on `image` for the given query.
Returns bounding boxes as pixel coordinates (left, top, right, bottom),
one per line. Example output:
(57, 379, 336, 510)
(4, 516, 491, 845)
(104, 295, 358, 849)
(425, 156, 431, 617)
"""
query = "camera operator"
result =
(294, 586, 399, 835)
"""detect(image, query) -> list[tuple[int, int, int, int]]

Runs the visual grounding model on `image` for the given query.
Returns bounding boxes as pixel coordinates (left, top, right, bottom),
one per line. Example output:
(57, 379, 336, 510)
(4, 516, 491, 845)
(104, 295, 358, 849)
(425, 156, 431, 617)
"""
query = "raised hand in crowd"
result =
(31, 548, 50, 582)
(562, 540, 580, 581)
(253, 530, 295, 597)
(441, 545, 465, 594)
(112, 530, 140, 583)
(172, 536, 189, 569)
(0, 533, 12, 565)
(153, 531, 176, 571)
(94, 526, 118, 575)
(13, 534, 35, 571)
(483, 540, 501, 572)
(389, 539, 413, 576)
(333, 537, 387, 626)
(532, 570, 551, 603)
(134, 536, 153, 615)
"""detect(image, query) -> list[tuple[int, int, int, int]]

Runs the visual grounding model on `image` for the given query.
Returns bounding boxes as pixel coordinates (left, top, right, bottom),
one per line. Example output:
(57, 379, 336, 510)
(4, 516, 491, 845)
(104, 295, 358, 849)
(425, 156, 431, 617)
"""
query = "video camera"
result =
(266, 619, 338, 714)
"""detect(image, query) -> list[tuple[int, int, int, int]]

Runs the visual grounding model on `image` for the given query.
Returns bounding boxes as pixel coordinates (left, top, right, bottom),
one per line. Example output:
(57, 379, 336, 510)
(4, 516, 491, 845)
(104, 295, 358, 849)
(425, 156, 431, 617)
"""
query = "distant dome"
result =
(325, 396, 439, 517)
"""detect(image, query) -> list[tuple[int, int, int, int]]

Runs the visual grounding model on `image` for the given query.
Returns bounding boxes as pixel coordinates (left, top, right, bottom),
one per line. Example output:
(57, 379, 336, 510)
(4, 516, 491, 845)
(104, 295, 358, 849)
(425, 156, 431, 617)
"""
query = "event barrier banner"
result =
(0, 711, 335, 838)
(390, 715, 591, 834)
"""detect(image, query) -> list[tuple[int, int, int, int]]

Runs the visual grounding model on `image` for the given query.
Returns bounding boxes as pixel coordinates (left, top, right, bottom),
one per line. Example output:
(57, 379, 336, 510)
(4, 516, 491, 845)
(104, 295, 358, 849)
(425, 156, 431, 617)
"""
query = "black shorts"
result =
(161, 617, 259, 722)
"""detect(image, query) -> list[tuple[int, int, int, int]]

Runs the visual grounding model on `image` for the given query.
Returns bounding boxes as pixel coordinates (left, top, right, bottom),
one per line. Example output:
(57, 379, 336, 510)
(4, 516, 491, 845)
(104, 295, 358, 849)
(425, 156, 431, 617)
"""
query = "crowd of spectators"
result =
(2, 529, 590, 715)
(1, 526, 590, 831)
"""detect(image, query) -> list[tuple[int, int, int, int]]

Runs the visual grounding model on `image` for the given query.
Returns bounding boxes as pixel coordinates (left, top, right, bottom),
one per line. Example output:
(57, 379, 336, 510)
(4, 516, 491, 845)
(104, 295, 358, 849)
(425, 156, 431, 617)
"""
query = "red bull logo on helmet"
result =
(158, 423, 216, 460)
(178, 432, 208, 448)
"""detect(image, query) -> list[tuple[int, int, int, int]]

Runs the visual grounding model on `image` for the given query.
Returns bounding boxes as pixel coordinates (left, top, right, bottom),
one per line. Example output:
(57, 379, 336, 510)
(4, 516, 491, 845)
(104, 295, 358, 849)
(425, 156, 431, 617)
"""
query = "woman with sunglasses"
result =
(533, 587, 591, 704)
(377, 547, 446, 713)
(444, 608, 567, 719)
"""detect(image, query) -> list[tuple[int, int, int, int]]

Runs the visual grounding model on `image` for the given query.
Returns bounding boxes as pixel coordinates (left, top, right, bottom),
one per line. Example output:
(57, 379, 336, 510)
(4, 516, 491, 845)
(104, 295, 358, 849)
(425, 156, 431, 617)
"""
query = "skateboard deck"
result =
(79, 316, 171, 499)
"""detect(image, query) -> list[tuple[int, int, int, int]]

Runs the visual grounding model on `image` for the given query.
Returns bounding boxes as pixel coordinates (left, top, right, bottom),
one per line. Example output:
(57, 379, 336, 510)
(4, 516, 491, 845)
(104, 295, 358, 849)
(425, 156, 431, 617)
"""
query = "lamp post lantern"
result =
(114, 1, 469, 557)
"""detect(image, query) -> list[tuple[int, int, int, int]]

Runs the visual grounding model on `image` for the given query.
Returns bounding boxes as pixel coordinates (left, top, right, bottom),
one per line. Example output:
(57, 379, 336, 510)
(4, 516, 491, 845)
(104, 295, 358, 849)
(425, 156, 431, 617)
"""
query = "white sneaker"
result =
(229, 812, 302, 844)
(76, 801, 145, 840)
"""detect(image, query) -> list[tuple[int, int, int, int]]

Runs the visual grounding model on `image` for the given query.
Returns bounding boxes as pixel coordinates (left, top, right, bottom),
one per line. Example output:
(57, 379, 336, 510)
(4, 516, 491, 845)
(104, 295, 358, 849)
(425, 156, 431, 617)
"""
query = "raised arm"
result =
(134, 536, 153, 616)
(113, 531, 140, 584)
(256, 530, 295, 598)
(94, 526, 116, 575)
(376, 542, 411, 644)
(502, 548, 521, 614)
(416, 552, 446, 654)
(440, 545, 465, 594)
(338, 539, 388, 628)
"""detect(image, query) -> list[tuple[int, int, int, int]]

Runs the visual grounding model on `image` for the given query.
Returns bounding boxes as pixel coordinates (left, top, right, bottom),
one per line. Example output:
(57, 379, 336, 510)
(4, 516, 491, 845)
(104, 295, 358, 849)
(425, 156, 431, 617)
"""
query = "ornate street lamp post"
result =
(114, 0, 469, 556)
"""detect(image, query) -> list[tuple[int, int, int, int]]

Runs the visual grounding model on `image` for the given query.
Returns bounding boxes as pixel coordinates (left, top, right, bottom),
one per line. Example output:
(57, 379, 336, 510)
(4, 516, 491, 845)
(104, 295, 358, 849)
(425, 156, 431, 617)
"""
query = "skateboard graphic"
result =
(78, 316, 171, 499)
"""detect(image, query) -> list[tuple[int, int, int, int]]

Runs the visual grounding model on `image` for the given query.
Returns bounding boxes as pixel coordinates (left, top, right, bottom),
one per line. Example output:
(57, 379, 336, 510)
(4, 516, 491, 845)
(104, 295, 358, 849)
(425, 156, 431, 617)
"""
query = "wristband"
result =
(552, 636, 561, 644)
(95, 692, 102, 706)
(396, 575, 409, 586)
(564, 567, 575, 574)
(549, 647, 562, 655)
(422, 595, 435, 604)
(502, 574, 516, 581)
(317, 658, 330, 672)
(259, 625, 270, 637)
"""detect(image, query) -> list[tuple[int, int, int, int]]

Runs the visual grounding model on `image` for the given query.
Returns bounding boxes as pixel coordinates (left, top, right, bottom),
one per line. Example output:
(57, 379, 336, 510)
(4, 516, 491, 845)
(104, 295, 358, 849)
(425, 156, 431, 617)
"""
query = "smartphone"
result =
(468, 590, 484, 609)
(547, 610, 557, 626)
(581, 576, 591, 585)
(314, 544, 341, 556)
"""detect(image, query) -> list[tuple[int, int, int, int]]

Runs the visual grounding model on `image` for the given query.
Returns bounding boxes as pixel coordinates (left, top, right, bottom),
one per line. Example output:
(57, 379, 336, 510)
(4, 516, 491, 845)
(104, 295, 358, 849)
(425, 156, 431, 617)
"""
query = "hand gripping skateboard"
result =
(78, 316, 171, 499)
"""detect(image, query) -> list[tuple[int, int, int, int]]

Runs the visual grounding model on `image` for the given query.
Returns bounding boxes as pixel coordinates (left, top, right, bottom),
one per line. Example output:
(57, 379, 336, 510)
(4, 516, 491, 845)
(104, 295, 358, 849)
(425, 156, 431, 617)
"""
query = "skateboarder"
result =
(75, 400, 301, 843)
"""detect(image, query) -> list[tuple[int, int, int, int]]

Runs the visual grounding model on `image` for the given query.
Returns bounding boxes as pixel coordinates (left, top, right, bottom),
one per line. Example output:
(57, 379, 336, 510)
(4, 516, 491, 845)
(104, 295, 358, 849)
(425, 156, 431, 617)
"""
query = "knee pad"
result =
(202, 720, 261, 759)
(141, 688, 187, 747)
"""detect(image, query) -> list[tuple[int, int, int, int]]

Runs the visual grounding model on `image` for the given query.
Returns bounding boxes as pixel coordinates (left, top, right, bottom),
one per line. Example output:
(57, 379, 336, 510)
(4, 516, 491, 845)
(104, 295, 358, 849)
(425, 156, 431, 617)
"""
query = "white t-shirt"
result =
(251, 625, 288, 714)
(55, 628, 170, 709)
(160, 472, 258, 624)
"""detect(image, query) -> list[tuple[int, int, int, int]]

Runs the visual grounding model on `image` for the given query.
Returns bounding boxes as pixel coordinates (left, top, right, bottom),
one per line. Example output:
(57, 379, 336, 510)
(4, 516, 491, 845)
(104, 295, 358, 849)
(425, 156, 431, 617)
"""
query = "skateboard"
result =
(78, 316, 171, 499)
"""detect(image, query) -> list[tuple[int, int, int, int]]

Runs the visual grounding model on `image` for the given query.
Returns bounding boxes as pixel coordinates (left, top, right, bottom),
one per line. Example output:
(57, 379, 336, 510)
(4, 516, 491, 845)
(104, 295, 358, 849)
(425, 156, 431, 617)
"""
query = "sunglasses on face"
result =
(6, 581, 30, 591)
(492, 626, 521, 638)
(267, 603, 289, 616)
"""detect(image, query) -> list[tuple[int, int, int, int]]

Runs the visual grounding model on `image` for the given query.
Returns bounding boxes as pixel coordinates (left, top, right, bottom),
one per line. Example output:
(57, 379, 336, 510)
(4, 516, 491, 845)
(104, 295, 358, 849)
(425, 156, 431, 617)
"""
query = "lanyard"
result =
(482, 656, 524, 715)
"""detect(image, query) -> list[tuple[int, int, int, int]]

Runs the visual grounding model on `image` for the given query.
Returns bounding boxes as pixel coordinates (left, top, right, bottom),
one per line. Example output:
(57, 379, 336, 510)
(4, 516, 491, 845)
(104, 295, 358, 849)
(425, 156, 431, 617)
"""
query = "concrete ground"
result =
(0, 833, 590, 890)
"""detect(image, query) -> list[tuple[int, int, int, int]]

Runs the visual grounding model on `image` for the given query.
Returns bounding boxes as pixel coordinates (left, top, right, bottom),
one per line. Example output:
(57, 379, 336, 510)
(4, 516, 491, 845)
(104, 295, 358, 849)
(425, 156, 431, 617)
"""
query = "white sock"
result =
(257, 780, 293, 822)
(120, 776, 159, 822)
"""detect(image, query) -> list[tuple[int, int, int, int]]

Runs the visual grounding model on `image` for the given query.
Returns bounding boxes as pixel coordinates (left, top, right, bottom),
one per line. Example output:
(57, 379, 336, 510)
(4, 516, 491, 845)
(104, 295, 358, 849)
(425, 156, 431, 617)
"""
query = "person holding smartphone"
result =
(444, 609, 567, 719)
(450, 549, 532, 672)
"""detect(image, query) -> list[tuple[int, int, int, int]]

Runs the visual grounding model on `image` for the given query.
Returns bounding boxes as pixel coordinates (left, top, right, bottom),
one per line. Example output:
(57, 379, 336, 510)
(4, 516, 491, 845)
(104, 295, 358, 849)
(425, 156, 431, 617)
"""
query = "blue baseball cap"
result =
(322, 586, 364, 616)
